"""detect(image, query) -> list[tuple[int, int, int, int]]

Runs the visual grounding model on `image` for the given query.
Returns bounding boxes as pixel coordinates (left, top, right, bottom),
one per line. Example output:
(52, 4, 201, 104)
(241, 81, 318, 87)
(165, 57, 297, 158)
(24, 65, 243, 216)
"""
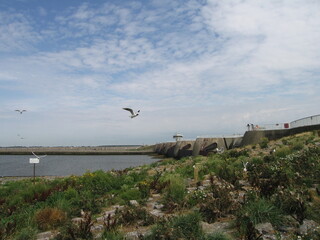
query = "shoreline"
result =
(0, 151, 154, 155)
(0, 145, 155, 155)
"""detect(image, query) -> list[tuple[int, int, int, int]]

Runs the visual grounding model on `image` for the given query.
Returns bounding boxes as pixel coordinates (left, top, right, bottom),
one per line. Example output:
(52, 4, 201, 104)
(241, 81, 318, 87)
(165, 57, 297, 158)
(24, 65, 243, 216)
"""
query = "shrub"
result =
(291, 141, 304, 151)
(13, 227, 37, 240)
(56, 211, 94, 240)
(272, 188, 310, 224)
(101, 230, 124, 240)
(307, 192, 320, 223)
(35, 207, 66, 230)
(259, 137, 269, 149)
(206, 157, 240, 184)
(162, 174, 186, 210)
(205, 232, 231, 240)
(116, 205, 155, 226)
(274, 146, 291, 158)
(79, 170, 120, 195)
(119, 188, 141, 202)
(78, 190, 104, 213)
(235, 198, 282, 236)
(137, 180, 150, 199)
(145, 212, 204, 240)
(199, 176, 239, 223)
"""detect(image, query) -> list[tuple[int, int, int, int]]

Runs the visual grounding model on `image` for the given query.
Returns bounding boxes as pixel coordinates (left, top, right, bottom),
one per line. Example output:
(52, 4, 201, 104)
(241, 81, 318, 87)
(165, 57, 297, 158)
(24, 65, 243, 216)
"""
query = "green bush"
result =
(274, 146, 291, 158)
(235, 198, 282, 235)
(145, 212, 204, 240)
(259, 137, 269, 149)
(13, 226, 37, 240)
(101, 230, 124, 240)
(272, 187, 309, 224)
(162, 174, 186, 207)
(291, 141, 304, 151)
(205, 232, 231, 240)
(116, 205, 155, 226)
(119, 188, 141, 202)
(79, 170, 120, 195)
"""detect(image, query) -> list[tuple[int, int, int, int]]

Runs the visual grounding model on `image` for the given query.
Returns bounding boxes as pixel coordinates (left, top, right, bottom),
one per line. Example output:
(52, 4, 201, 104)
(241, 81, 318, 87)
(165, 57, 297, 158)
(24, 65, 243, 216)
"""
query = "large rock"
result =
(36, 231, 57, 240)
(129, 200, 139, 207)
(201, 221, 233, 235)
(255, 222, 276, 240)
(149, 209, 164, 218)
(299, 219, 320, 235)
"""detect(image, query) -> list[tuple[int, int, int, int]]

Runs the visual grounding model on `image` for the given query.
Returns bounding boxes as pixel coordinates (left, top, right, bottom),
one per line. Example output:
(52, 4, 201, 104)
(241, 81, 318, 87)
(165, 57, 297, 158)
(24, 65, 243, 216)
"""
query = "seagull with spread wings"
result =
(15, 109, 26, 114)
(32, 152, 47, 159)
(123, 108, 140, 118)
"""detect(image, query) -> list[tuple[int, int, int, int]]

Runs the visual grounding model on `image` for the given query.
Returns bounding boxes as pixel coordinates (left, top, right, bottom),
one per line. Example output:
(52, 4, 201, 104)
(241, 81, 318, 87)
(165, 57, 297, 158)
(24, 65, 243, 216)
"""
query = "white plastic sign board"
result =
(29, 158, 39, 164)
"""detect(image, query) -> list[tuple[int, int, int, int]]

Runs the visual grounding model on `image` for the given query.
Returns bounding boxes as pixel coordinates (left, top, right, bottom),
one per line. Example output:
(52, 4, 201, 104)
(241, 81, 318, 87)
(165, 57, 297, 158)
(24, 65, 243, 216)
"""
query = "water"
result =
(0, 155, 160, 177)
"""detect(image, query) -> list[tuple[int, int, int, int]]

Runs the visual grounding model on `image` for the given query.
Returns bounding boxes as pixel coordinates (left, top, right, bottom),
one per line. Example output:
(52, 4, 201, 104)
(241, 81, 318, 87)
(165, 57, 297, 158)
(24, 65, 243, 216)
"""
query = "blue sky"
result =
(0, 0, 319, 146)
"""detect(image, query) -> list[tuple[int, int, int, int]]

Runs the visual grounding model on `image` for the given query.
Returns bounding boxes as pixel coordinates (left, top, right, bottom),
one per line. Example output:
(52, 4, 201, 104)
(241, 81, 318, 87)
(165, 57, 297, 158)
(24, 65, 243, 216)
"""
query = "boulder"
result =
(255, 222, 276, 240)
(129, 200, 139, 207)
(299, 219, 319, 235)
(36, 231, 56, 240)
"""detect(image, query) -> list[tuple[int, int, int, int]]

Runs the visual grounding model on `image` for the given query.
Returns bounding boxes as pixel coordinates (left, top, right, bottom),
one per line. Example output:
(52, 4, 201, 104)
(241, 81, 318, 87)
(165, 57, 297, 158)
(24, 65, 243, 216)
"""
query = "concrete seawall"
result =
(240, 124, 320, 146)
(155, 136, 242, 158)
(154, 124, 320, 159)
(173, 140, 195, 159)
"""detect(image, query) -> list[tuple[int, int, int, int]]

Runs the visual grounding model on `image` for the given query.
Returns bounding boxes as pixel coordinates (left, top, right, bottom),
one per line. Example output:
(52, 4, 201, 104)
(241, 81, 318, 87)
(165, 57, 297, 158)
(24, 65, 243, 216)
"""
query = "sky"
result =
(0, 0, 320, 147)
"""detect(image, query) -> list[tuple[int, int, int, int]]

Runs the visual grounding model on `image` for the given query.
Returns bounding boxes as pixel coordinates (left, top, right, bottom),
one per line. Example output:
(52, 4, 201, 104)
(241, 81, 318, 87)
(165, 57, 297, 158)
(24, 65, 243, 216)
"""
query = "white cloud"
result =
(0, 0, 320, 146)
(0, 11, 40, 52)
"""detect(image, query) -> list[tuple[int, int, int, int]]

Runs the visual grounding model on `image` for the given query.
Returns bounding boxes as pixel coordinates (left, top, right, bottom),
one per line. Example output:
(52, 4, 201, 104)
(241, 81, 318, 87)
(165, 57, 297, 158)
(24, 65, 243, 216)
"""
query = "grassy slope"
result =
(1, 131, 320, 239)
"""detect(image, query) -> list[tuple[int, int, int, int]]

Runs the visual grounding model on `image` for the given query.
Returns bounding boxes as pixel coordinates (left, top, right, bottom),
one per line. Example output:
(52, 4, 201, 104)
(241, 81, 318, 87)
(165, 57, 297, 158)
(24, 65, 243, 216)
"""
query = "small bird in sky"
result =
(32, 152, 47, 159)
(123, 108, 140, 118)
(15, 109, 26, 114)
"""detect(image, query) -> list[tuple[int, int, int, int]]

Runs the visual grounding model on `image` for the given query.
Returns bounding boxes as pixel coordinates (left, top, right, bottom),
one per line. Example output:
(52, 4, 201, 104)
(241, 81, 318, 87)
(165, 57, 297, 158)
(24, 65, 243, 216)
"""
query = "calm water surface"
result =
(0, 155, 160, 177)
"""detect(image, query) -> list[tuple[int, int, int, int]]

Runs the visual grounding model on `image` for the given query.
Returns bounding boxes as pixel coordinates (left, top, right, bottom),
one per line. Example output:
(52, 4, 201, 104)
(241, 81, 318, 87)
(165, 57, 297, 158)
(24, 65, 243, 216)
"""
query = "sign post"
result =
(29, 158, 39, 184)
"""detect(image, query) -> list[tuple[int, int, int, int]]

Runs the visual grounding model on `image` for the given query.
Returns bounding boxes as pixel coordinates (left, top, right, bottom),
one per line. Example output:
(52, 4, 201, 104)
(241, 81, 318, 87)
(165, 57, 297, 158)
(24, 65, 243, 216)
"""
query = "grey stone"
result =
(149, 209, 164, 218)
(71, 217, 83, 225)
(255, 223, 276, 240)
(299, 219, 319, 235)
(129, 200, 139, 207)
(151, 194, 161, 198)
(37, 231, 56, 240)
(201, 221, 233, 235)
(104, 209, 116, 217)
(153, 203, 164, 210)
(91, 224, 104, 232)
(125, 231, 141, 240)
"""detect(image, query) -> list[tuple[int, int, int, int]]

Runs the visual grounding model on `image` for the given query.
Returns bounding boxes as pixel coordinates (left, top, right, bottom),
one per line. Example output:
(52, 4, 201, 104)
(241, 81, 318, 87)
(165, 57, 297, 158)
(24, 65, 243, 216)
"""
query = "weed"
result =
(162, 174, 186, 211)
(101, 230, 124, 240)
(259, 137, 269, 149)
(235, 198, 282, 237)
(116, 205, 155, 226)
(145, 212, 204, 240)
(35, 207, 66, 230)
(199, 176, 239, 223)
(13, 226, 37, 240)
(205, 232, 231, 240)
(273, 187, 310, 224)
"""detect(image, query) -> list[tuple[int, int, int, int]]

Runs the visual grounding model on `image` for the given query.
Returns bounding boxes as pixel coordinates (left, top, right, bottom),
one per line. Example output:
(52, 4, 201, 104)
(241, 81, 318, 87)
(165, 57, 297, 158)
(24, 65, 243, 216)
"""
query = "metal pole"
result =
(33, 163, 35, 184)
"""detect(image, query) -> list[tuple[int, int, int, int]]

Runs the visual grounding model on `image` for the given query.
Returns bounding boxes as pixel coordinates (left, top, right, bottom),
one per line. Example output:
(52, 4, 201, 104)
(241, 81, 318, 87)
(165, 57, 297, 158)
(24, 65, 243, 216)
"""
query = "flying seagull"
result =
(123, 108, 140, 118)
(15, 109, 26, 114)
(32, 152, 47, 159)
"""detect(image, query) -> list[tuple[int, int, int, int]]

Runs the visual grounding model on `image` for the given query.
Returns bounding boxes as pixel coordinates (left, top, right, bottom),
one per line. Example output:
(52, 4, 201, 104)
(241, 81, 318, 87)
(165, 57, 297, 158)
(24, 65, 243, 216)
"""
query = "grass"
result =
(1, 131, 320, 239)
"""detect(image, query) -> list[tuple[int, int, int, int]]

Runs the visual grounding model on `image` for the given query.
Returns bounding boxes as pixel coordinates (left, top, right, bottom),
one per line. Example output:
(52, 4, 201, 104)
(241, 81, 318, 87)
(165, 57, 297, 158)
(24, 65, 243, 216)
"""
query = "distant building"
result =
(173, 133, 183, 142)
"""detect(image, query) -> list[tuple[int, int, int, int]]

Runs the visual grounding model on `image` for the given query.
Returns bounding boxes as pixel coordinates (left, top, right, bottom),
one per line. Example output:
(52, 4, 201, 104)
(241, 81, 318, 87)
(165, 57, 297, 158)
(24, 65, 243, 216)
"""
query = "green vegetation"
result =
(1, 131, 320, 239)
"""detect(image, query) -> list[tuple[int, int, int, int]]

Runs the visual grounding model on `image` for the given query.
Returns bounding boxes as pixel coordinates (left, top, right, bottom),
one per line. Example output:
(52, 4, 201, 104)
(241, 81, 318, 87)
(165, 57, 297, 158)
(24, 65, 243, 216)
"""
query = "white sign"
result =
(29, 158, 39, 164)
